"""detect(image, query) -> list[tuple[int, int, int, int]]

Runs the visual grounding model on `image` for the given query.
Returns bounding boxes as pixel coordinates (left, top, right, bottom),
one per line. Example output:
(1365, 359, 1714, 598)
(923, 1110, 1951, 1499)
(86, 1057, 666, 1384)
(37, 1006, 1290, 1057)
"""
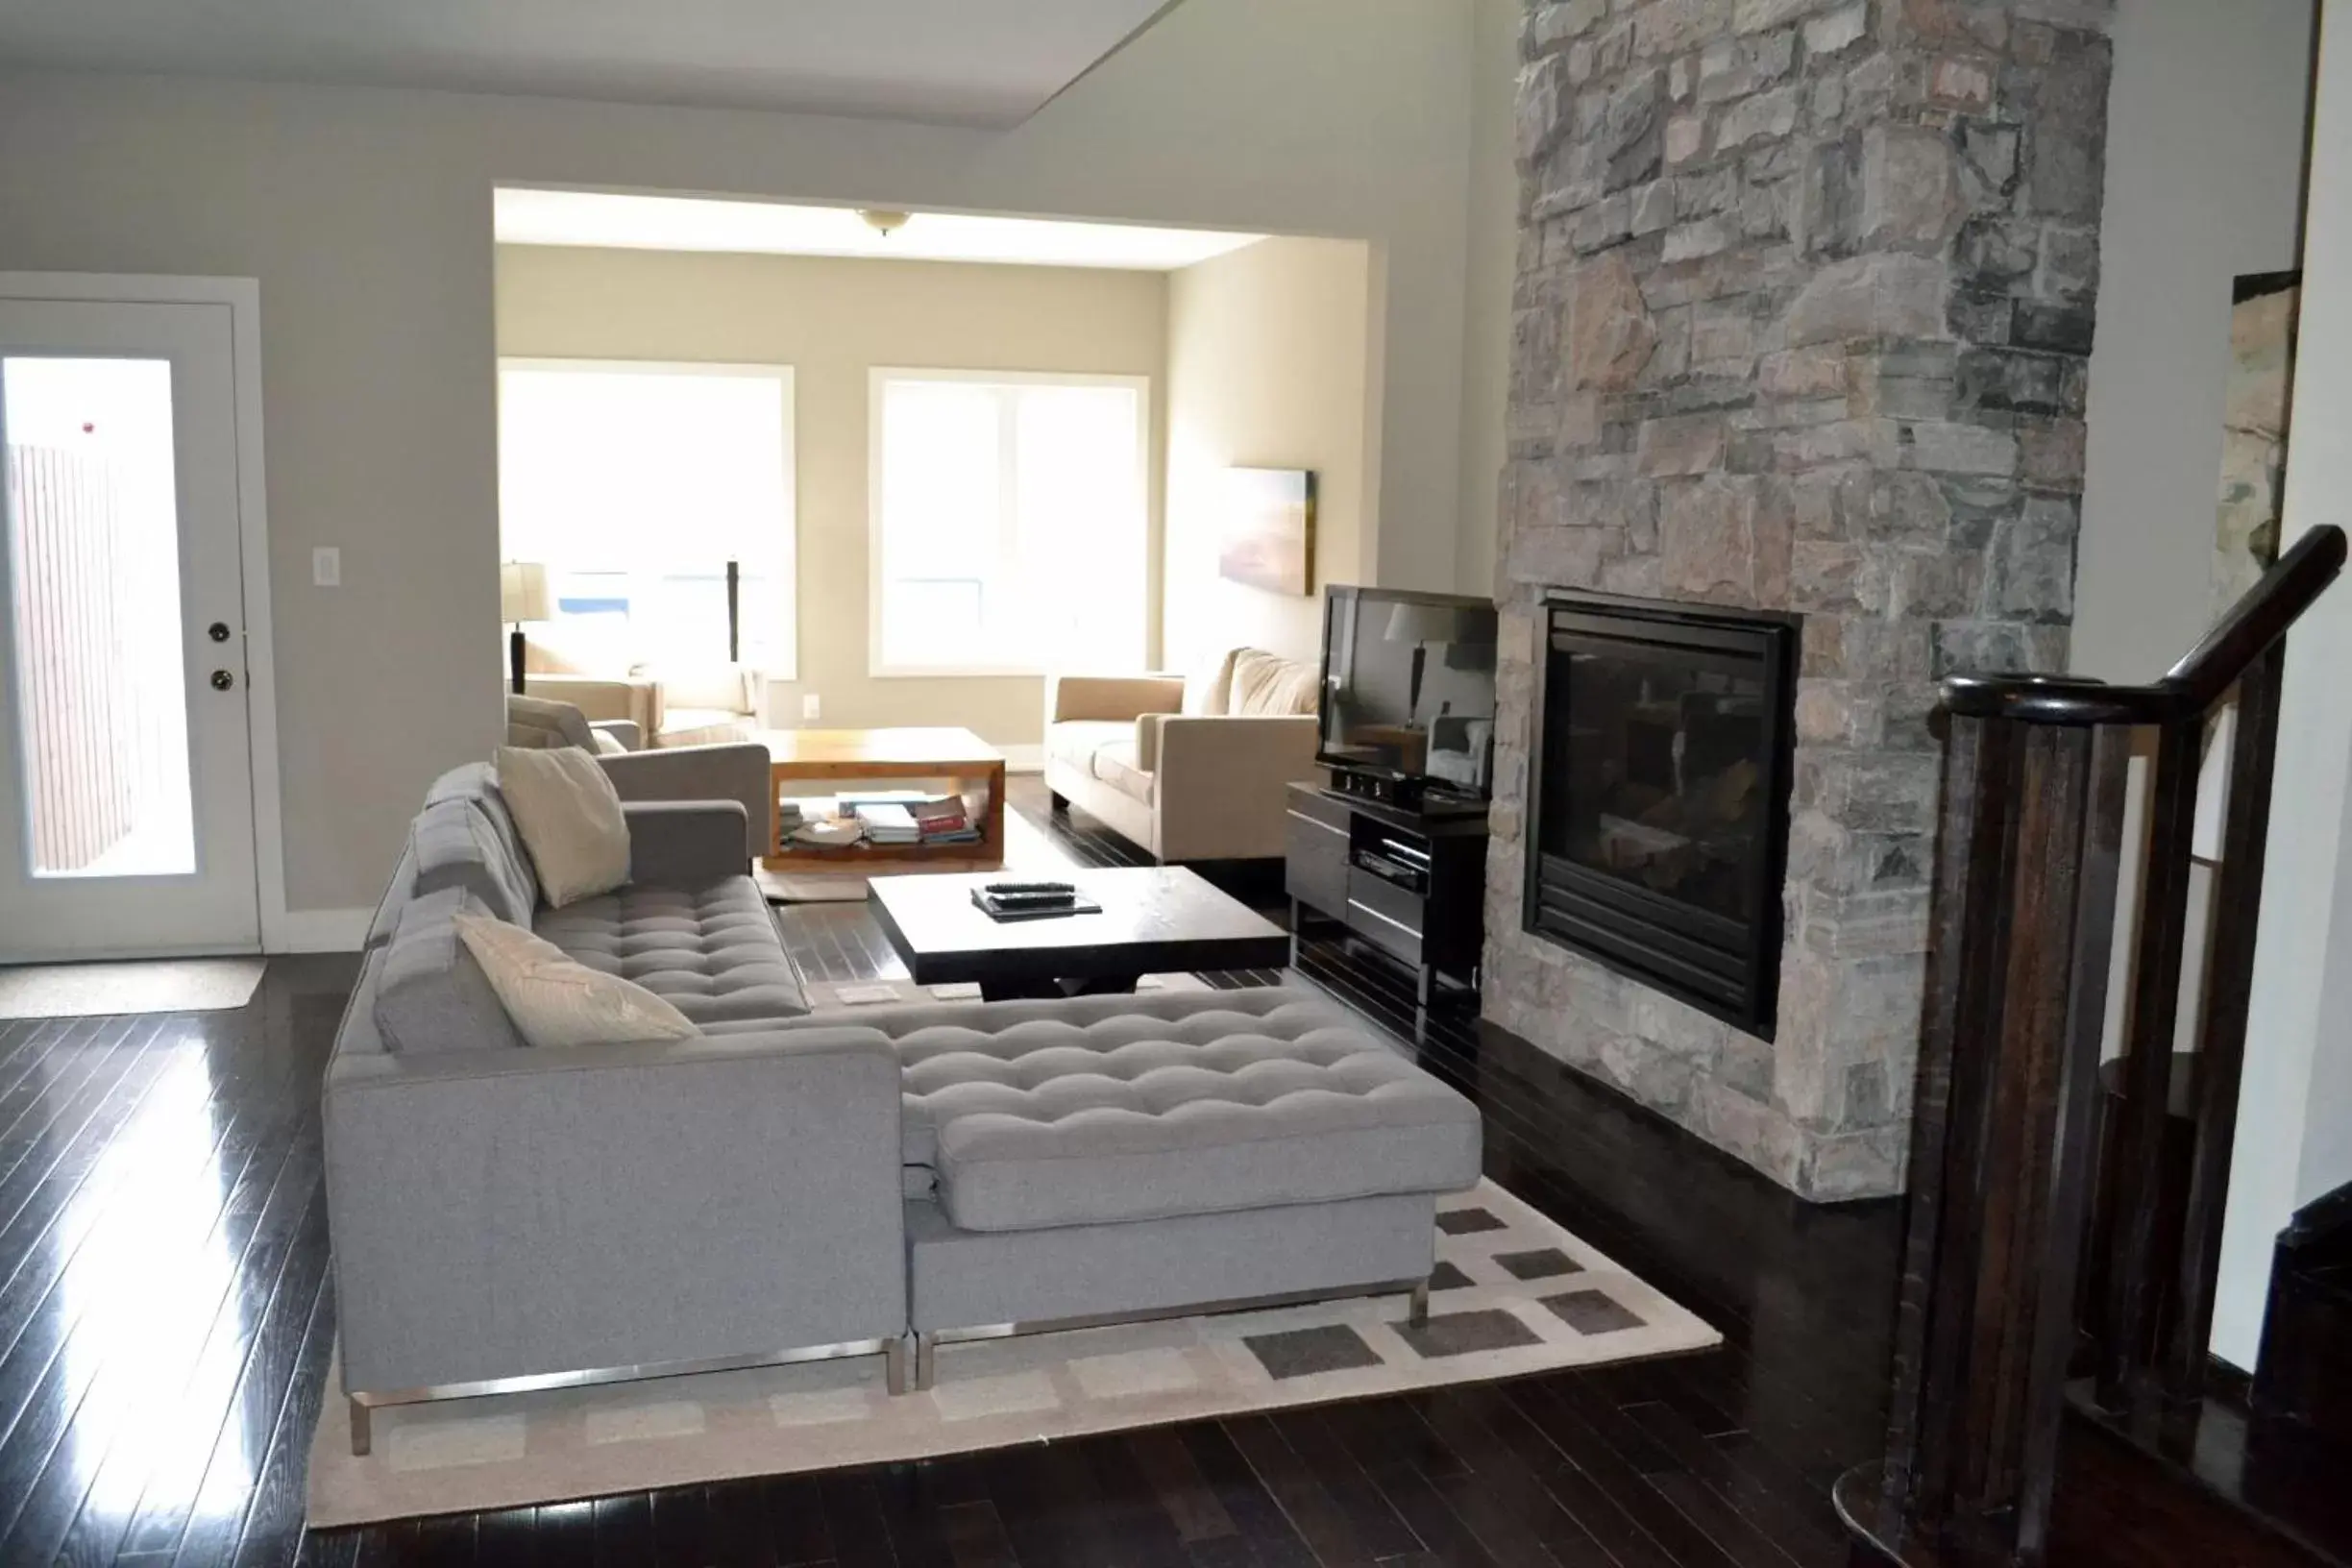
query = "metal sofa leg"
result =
(350, 1396, 374, 1458)
(885, 1335, 912, 1396)
(1409, 1279, 1432, 1328)
(914, 1332, 937, 1392)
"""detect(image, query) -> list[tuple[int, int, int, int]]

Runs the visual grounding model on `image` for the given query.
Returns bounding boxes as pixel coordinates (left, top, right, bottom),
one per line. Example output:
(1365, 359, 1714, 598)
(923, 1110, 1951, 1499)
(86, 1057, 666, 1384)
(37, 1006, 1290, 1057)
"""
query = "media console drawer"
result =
(1286, 803, 1349, 914)
(1343, 868, 1424, 968)
(1347, 866, 1424, 939)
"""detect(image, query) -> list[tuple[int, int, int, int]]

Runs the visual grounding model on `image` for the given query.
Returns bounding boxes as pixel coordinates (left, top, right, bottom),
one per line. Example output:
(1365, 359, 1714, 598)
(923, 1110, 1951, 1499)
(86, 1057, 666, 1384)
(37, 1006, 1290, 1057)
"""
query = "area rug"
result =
(800, 972, 1210, 1012)
(302, 1180, 1719, 1528)
(0, 957, 266, 1018)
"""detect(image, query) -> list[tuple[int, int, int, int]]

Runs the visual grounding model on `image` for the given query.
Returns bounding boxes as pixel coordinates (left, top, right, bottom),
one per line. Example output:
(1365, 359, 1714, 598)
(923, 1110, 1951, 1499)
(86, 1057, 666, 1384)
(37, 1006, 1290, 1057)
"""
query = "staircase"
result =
(1834, 523, 2351, 1568)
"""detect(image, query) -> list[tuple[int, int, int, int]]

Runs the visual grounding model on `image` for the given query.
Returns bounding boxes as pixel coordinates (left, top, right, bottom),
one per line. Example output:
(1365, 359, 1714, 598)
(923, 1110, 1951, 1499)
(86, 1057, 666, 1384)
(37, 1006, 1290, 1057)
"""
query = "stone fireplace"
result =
(1482, 0, 2112, 1200)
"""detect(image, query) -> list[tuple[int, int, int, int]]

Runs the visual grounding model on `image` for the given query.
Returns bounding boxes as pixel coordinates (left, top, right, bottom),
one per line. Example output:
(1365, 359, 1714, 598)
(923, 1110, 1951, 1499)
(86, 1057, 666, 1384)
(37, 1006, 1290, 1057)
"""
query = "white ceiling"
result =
(496, 190, 1264, 272)
(0, 0, 1181, 127)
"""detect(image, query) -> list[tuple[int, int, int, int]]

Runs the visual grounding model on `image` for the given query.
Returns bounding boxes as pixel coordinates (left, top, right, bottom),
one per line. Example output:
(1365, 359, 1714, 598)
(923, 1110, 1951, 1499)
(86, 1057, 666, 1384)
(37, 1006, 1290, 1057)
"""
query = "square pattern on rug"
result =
(305, 1178, 1720, 1529)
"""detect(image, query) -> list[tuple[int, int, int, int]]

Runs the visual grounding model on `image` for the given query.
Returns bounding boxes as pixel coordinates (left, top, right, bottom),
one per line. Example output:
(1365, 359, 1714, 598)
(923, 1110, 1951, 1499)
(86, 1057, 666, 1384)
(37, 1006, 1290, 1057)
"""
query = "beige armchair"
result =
(520, 634, 664, 739)
(1042, 649, 1323, 863)
(646, 663, 768, 747)
(519, 635, 765, 747)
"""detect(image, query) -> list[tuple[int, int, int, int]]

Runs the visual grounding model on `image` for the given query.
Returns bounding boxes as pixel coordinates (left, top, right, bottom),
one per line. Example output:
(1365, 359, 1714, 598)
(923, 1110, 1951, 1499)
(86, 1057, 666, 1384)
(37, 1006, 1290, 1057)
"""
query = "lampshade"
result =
(501, 560, 551, 624)
(1384, 601, 1469, 644)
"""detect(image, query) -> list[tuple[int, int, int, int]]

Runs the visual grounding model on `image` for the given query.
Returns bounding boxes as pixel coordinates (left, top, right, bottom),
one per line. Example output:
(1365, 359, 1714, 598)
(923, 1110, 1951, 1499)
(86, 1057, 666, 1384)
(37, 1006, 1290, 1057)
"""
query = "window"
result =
(870, 370, 1148, 675)
(498, 360, 796, 676)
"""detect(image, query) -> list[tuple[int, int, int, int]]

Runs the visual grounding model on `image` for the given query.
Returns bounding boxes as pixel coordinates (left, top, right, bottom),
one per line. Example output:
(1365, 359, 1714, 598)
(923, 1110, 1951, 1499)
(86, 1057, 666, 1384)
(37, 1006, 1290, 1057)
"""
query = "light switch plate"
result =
(311, 547, 341, 587)
(801, 693, 821, 722)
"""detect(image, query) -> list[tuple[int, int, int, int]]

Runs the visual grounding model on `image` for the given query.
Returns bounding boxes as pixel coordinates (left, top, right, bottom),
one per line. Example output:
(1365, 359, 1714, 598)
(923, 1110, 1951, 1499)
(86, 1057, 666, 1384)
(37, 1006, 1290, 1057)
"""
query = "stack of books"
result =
(849, 800, 920, 845)
(909, 796, 981, 845)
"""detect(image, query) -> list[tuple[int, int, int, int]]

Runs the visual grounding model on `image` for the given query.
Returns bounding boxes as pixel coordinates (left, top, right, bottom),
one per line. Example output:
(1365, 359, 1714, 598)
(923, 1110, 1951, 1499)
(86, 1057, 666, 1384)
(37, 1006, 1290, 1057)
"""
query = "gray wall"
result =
(1455, 0, 1523, 599)
(2071, 0, 2316, 682)
(0, 0, 1493, 920)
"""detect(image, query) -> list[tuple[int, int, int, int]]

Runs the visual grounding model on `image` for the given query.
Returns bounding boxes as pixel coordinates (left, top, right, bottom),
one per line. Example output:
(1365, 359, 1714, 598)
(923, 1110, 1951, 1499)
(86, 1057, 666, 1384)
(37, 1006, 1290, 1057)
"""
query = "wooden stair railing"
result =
(1836, 523, 2349, 1568)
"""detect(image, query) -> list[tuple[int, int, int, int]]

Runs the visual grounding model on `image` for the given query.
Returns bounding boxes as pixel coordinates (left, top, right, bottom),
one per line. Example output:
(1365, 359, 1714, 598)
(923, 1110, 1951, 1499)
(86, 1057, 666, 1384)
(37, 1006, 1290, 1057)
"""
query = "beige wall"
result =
(1163, 237, 1373, 671)
(0, 0, 1493, 922)
(495, 246, 1167, 747)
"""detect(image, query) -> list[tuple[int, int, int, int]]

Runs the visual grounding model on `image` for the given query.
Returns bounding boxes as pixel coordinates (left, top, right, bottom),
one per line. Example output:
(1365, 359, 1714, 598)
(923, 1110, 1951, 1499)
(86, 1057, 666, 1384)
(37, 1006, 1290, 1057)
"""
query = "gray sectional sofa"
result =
(324, 761, 1482, 1454)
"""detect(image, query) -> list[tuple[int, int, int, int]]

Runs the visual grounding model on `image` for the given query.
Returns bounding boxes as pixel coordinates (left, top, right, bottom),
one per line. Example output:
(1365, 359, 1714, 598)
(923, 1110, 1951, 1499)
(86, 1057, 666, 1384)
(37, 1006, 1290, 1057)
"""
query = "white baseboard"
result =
(273, 907, 372, 954)
(1001, 744, 1044, 774)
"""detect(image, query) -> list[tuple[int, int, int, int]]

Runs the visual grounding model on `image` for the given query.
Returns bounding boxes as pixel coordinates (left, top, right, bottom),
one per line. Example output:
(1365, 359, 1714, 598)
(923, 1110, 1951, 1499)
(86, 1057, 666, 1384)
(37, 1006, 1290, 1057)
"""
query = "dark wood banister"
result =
(1840, 522, 2347, 1568)
(1940, 525, 2347, 726)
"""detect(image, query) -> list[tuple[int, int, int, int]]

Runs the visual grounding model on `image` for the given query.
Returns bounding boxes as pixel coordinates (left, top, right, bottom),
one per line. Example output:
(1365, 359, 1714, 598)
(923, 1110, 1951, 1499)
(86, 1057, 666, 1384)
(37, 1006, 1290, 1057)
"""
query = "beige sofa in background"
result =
(1044, 648, 1323, 863)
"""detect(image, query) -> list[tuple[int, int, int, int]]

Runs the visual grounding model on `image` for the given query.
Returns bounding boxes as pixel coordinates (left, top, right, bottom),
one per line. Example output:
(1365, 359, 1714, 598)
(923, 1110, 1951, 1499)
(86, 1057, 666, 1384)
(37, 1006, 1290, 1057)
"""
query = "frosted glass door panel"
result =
(3, 357, 196, 877)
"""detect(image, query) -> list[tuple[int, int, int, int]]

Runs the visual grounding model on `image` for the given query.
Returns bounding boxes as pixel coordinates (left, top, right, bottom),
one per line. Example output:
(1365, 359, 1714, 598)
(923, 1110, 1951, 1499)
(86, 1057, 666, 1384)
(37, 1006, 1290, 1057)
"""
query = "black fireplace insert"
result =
(1522, 592, 1799, 1037)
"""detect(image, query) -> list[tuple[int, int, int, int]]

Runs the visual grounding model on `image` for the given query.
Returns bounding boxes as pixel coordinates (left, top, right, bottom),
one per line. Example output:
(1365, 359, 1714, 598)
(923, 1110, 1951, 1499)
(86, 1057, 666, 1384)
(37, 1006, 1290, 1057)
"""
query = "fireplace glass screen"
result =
(1529, 600, 1796, 1035)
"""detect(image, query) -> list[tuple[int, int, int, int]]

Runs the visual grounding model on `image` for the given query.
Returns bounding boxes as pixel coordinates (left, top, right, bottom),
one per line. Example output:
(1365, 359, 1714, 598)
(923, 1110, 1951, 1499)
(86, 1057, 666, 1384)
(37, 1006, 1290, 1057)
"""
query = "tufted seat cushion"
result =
(875, 989, 1481, 1232)
(533, 878, 809, 1023)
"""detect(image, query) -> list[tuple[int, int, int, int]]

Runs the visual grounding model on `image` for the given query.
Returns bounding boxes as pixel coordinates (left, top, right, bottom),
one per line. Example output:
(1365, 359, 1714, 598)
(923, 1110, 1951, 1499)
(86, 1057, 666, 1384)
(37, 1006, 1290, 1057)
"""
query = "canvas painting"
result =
(2212, 272, 2302, 617)
(1218, 468, 1317, 596)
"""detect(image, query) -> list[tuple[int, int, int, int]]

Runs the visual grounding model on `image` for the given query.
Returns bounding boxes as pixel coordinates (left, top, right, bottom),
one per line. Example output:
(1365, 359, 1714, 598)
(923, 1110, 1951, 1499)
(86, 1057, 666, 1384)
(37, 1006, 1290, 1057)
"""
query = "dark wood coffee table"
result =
(866, 868, 1291, 1002)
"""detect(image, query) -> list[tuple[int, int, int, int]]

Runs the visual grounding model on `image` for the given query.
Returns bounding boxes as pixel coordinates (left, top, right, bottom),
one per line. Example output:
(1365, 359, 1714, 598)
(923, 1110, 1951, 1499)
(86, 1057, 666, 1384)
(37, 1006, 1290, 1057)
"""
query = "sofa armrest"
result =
(623, 800, 750, 882)
(523, 674, 662, 733)
(323, 1026, 905, 1394)
(1049, 673, 1186, 724)
(1142, 714, 1324, 862)
(593, 719, 644, 751)
(599, 741, 772, 862)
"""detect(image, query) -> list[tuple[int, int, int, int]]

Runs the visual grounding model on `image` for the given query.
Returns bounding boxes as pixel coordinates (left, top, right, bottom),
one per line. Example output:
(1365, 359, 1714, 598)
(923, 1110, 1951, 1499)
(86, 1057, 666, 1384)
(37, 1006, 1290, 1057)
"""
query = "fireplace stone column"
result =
(1484, 0, 2113, 1200)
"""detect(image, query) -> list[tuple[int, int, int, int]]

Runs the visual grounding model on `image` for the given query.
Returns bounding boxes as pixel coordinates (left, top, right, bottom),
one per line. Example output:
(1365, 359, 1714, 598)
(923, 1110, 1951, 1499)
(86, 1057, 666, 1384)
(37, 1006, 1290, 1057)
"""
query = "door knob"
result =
(210, 670, 235, 692)
(208, 622, 232, 643)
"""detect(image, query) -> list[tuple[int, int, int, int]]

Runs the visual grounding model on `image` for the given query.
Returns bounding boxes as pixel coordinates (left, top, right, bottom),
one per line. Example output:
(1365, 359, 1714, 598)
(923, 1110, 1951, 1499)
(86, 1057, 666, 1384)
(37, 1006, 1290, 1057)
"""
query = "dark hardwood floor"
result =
(0, 778, 1906, 1567)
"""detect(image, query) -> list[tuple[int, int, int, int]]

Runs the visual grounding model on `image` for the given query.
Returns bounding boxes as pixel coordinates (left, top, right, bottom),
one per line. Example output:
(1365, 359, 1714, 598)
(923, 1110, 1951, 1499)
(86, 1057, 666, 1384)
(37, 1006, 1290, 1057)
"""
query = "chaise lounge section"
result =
(878, 986, 1483, 1387)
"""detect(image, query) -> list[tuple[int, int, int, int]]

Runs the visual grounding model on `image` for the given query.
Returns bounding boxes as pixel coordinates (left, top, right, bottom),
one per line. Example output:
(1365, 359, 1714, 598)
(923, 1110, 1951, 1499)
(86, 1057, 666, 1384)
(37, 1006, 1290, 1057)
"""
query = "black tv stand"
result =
(1284, 778, 1489, 1009)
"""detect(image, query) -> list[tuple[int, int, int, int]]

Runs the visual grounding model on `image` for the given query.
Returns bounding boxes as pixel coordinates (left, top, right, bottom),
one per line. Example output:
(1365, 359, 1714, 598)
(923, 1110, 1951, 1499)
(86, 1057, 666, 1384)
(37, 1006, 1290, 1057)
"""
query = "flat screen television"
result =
(1316, 586, 1501, 803)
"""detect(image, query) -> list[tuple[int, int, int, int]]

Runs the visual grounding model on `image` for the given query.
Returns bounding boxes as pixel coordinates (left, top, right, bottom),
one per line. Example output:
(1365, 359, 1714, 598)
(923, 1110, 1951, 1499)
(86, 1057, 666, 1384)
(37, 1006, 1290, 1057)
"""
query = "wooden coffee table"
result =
(868, 868, 1291, 1001)
(757, 727, 1005, 872)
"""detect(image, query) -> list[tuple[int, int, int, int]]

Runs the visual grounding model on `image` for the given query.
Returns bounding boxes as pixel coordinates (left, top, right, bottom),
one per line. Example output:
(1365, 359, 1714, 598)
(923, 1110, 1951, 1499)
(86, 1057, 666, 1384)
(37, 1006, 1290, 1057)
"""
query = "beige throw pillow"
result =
(493, 745, 630, 908)
(453, 912, 698, 1048)
(1182, 649, 1239, 716)
(1228, 649, 1319, 716)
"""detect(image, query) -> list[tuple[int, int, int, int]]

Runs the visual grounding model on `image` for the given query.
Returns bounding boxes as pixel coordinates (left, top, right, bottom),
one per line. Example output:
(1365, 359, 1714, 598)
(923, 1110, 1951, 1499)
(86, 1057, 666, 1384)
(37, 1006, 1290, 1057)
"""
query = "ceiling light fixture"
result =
(858, 208, 912, 237)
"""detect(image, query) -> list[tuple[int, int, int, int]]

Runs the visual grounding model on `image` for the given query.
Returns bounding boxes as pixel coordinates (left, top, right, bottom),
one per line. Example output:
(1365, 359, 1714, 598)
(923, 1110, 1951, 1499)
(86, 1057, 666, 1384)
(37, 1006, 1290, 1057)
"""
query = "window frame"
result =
(497, 355, 799, 681)
(866, 366, 1151, 679)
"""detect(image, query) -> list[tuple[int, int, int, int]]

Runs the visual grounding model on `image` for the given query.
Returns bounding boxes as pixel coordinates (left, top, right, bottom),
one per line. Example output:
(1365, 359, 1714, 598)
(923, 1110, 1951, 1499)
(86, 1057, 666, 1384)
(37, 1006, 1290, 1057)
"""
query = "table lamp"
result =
(501, 561, 551, 697)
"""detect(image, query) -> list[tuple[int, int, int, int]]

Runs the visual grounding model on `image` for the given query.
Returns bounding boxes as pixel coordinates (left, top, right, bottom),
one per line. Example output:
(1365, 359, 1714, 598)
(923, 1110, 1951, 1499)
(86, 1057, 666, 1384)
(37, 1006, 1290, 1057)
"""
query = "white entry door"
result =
(0, 296, 261, 959)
